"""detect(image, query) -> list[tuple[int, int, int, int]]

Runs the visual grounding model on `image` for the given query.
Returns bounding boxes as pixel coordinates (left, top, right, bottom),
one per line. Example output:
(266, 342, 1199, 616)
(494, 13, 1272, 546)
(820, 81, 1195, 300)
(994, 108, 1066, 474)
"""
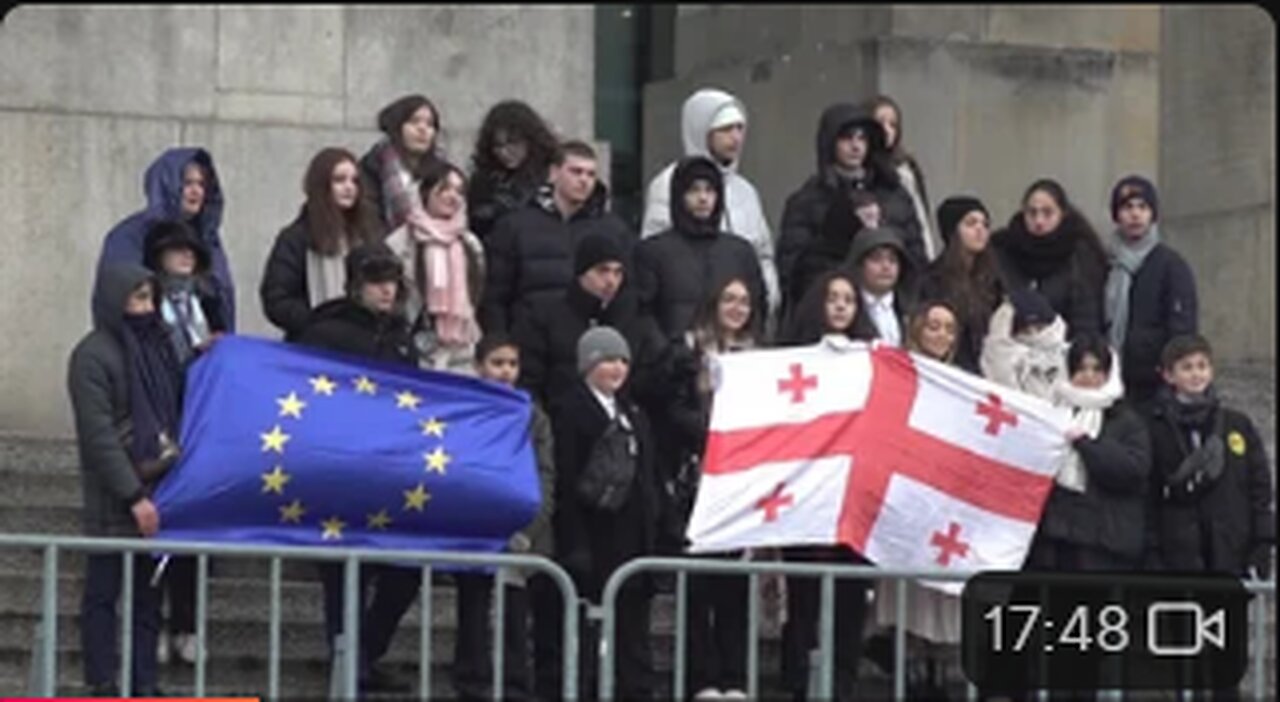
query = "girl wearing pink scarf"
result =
(386, 161, 484, 372)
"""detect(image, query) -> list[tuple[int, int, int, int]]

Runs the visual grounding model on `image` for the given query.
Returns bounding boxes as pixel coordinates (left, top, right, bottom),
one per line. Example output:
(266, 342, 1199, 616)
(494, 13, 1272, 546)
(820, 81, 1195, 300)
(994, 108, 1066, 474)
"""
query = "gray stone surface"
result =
(216, 6, 345, 98)
(1159, 5, 1275, 363)
(0, 112, 183, 435)
(342, 6, 595, 146)
(0, 6, 217, 117)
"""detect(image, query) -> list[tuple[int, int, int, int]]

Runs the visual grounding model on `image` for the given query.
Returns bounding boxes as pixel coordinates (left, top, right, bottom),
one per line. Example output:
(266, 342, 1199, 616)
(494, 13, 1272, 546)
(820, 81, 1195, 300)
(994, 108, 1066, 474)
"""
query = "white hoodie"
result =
(641, 89, 781, 316)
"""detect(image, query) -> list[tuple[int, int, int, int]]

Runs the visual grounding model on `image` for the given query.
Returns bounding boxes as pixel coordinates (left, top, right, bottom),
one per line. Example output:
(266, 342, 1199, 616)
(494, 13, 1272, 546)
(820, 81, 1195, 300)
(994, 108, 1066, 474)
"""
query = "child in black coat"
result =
(1144, 334, 1275, 579)
(543, 326, 658, 701)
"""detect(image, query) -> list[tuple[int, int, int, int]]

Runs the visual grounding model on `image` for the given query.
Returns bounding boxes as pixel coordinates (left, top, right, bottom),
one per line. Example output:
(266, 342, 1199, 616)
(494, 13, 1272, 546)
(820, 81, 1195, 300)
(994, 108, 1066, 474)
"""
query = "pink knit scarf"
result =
(406, 205, 479, 347)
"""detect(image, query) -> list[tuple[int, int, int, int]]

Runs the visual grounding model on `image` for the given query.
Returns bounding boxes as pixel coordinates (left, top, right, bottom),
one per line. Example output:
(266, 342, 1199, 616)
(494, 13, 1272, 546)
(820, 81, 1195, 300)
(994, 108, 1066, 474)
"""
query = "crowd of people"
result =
(68, 86, 1274, 701)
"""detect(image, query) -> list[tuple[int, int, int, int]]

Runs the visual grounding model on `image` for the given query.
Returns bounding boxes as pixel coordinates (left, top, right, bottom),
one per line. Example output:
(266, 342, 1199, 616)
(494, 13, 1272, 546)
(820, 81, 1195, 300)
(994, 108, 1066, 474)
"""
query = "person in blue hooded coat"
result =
(95, 147, 235, 331)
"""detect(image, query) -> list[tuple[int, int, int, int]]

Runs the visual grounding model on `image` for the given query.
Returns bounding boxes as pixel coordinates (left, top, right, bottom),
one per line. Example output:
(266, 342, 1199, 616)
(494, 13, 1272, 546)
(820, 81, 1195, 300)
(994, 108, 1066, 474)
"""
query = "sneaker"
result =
(721, 690, 748, 701)
(694, 687, 723, 700)
(175, 632, 200, 664)
(156, 630, 171, 666)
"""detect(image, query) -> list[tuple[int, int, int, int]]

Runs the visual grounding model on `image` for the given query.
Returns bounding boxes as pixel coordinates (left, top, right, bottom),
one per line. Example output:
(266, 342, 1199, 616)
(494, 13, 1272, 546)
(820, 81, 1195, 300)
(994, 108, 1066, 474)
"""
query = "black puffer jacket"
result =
(512, 281, 668, 410)
(787, 192, 867, 308)
(296, 298, 416, 366)
(991, 212, 1108, 339)
(1107, 243, 1199, 406)
(1144, 390, 1275, 577)
(1033, 402, 1152, 567)
(633, 157, 767, 340)
(479, 181, 634, 334)
(777, 103, 924, 312)
(467, 168, 545, 241)
(259, 210, 318, 341)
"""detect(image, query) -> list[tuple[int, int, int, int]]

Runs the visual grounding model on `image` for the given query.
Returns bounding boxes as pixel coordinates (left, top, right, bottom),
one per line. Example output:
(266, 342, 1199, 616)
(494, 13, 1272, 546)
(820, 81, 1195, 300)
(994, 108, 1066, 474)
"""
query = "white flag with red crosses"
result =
(685, 339, 1073, 593)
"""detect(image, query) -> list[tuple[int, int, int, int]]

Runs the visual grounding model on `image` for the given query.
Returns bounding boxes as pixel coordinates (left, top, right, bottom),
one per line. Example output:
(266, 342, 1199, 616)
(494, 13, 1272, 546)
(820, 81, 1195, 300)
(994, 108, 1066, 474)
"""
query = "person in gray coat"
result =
(68, 263, 186, 696)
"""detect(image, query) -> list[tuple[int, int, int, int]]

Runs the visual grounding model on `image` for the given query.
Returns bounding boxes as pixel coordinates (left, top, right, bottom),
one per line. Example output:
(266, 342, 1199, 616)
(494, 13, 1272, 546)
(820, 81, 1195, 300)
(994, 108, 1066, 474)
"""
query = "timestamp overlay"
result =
(961, 571, 1249, 691)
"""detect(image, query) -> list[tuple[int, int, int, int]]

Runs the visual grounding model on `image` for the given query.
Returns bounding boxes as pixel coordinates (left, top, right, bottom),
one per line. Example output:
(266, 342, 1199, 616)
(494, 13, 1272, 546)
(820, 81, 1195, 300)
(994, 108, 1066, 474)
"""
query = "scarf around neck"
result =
(305, 239, 350, 310)
(1051, 351, 1124, 492)
(408, 204, 479, 348)
(1000, 219, 1080, 282)
(1105, 225, 1161, 350)
(121, 313, 185, 465)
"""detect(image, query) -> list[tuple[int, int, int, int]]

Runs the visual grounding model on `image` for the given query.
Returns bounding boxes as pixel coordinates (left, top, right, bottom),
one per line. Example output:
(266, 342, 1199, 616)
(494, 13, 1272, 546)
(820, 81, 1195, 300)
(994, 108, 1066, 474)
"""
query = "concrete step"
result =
(0, 467, 81, 509)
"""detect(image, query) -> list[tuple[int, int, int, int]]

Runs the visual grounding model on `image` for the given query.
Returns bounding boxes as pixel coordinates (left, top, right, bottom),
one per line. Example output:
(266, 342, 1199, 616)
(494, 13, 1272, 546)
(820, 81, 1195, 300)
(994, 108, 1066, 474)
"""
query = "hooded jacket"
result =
(633, 157, 767, 341)
(68, 264, 157, 536)
(479, 180, 635, 334)
(96, 148, 234, 332)
(641, 89, 780, 316)
(787, 189, 866, 307)
(844, 226, 918, 343)
(778, 103, 925, 313)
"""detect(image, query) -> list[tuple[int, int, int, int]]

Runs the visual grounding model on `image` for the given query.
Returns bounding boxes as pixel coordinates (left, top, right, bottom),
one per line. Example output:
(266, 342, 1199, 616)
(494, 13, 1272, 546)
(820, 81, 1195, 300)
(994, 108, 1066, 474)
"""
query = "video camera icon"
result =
(1147, 601, 1228, 657)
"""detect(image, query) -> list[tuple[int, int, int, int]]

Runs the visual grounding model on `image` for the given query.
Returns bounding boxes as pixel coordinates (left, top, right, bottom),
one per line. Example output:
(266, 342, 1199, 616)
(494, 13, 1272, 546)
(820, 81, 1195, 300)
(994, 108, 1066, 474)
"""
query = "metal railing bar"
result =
(195, 553, 208, 696)
(268, 557, 282, 700)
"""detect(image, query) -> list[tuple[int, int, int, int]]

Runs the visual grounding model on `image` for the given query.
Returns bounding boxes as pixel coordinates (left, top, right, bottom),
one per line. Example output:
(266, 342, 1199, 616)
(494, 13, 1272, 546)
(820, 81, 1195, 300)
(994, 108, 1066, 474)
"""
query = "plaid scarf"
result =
(376, 140, 423, 232)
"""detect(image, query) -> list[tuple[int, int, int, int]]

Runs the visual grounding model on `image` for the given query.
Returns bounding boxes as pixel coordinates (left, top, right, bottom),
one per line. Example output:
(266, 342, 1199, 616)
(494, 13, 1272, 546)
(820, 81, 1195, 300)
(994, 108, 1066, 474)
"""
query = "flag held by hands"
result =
(152, 336, 540, 554)
(687, 340, 1072, 591)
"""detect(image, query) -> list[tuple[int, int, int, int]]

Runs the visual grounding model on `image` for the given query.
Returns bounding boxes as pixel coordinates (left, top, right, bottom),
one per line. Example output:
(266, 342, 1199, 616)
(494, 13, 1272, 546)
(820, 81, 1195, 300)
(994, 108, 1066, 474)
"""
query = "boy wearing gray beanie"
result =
(544, 324, 654, 699)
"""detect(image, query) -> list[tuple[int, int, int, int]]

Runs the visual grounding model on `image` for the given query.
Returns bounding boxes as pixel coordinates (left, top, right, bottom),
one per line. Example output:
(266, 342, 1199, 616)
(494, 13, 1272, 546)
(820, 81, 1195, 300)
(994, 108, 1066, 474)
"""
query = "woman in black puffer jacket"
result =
(990, 179, 1109, 339)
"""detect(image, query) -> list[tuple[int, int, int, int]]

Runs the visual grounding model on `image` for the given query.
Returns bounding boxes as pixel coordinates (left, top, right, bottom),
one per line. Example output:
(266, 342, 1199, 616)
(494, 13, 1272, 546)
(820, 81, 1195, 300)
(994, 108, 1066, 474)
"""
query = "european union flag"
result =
(152, 336, 540, 554)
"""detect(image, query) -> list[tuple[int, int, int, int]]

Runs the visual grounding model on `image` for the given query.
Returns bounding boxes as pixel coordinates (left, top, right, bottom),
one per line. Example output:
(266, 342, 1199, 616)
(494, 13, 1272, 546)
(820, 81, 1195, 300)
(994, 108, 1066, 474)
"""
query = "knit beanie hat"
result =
(709, 102, 747, 130)
(1010, 288, 1057, 335)
(936, 196, 989, 246)
(574, 233, 625, 276)
(577, 326, 631, 376)
(1110, 175, 1159, 222)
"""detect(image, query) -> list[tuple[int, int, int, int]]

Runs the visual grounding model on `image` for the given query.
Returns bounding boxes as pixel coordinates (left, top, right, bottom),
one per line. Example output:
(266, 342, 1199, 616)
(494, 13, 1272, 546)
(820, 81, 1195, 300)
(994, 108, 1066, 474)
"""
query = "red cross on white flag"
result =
(686, 341, 1073, 594)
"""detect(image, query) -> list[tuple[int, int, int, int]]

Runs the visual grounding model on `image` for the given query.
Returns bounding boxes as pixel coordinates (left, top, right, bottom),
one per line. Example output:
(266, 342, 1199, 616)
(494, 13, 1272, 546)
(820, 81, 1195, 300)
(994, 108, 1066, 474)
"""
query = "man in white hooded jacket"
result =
(641, 88, 781, 321)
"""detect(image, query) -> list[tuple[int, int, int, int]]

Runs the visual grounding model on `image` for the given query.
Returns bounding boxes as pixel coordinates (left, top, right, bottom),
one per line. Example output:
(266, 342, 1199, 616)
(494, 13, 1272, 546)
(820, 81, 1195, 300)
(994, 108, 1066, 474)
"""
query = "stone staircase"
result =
(0, 362, 1273, 699)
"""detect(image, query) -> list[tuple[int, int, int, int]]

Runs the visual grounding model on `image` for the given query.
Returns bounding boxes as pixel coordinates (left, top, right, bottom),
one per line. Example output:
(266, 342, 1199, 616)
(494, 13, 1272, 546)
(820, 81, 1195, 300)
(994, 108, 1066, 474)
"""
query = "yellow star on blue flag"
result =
(151, 336, 541, 555)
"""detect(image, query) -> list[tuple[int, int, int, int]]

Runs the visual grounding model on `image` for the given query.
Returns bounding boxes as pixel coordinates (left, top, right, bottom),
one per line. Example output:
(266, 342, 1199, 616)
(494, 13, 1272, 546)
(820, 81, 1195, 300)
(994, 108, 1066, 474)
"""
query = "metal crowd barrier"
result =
(0, 534, 581, 700)
(597, 557, 1277, 702)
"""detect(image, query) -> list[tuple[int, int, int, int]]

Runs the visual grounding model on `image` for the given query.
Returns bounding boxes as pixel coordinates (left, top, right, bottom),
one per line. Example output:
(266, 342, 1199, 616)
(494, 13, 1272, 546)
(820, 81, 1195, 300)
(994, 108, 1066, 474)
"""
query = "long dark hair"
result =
(690, 275, 761, 352)
(781, 269, 876, 346)
(303, 147, 380, 256)
(470, 100, 558, 183)
(376, 94, 443, 174)
(871, 95, 911, 165)
(935, 209, 1002, 328)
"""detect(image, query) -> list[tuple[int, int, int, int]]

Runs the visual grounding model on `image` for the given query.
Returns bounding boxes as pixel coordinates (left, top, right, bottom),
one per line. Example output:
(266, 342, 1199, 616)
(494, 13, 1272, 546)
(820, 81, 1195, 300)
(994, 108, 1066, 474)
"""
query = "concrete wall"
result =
(643, 5, 1158, 235)
(1159, 5, 1275, 363)
(0, 5, 595, 438)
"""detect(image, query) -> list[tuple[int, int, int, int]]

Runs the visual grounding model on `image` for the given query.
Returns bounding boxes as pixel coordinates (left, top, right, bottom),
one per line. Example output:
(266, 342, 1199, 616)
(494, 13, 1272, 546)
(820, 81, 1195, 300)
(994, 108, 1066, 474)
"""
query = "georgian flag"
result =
(686, 339, 1072, 593)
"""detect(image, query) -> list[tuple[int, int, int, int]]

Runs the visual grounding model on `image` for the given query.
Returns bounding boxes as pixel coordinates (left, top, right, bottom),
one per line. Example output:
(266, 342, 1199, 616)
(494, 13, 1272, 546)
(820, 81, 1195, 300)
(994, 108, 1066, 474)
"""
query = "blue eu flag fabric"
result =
(152, 336, 540, 554)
